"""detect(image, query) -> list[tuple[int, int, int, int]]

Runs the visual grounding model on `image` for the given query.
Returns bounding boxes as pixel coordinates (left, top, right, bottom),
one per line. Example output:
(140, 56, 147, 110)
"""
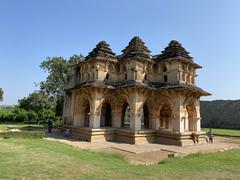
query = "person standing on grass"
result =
(48, 119, 53, 133)
(207, 128, 214, 144)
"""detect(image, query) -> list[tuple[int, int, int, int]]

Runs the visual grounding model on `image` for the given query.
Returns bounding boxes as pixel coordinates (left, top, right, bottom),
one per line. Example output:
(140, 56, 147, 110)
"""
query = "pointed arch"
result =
(100, 102, 112, 127)
(73, 94, 91, 127)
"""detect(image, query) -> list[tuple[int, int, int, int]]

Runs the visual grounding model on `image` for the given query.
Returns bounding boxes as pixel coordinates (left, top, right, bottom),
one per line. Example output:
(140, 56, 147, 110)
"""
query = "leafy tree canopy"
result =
(40, 54, 84, 98)
(69, 54, 84, 64)
(18, 91, 54, 113)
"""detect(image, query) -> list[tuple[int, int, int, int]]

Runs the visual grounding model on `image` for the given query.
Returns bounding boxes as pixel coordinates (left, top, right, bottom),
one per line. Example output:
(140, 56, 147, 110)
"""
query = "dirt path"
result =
(45, 131, 240, 165)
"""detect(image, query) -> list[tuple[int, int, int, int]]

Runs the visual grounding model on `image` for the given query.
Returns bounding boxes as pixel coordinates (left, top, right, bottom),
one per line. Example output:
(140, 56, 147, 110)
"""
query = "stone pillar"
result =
(196, 100, 201, 131)
(150, 112, 159, 130)
(196, 118, 201, 131)
(172, 96, 185, 132)
(130, 101, 142, 131)
(73, 113, 80, 126)
(89, 99, 101, 129)
(179, 70, 183, 83)
(184, 117, 188, 131)
(67, 91, 76, 125)
(112, 108, 122, 128)
(172, 112, 181, 132)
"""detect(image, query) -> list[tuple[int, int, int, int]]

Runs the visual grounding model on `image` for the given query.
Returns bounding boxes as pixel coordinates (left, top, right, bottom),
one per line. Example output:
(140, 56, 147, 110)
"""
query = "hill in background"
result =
(200, 100, 240, 129)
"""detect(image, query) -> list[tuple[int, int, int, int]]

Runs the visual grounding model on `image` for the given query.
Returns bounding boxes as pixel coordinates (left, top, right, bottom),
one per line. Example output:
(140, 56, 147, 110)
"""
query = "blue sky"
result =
(0, 0, 240, 105)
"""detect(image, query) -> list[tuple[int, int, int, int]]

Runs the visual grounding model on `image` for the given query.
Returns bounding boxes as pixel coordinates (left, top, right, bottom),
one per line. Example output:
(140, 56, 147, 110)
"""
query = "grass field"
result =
(0, 139, 239, 179)
(203, 128, 240, 137)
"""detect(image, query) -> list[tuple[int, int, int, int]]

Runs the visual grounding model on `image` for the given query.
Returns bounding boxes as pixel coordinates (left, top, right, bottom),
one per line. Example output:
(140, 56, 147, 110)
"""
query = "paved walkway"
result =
(45, 130, 240, 164)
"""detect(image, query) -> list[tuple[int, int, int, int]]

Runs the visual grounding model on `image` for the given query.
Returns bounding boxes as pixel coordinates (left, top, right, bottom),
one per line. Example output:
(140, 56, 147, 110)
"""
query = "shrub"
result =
(26, 110, 38, 124)
(14, 108, 28, 122)
(0, 107, 16, 122)
(0, 106, 62, 125)
(0, 131, 45, 139)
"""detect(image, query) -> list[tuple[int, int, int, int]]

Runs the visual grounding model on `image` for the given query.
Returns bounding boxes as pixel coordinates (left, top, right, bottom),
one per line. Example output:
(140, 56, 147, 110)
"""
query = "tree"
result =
(40, 54, 84, 98)
(0, 88, 3, 102)
(69, 54, 84, 64)
(39, 54, 84, 115)
(18, 91, 54, 113)
(14, 108, 28, 122)
(38, 109, 56, 124)
(40, 57, 68, 98)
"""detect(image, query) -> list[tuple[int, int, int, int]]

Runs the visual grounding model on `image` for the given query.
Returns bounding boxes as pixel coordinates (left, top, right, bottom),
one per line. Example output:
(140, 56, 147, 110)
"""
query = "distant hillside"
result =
(200, 100, 240, 129)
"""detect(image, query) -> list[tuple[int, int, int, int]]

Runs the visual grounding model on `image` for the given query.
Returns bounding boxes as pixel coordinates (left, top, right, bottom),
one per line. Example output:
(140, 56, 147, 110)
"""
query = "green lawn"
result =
(203, 128, 240, 137)
(0, 139, 239, 179)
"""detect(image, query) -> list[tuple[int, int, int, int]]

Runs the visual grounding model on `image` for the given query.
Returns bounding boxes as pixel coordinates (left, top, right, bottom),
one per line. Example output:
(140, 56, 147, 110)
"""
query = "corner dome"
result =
(85, 41, 116, 61)
(156, 40, 193, 61)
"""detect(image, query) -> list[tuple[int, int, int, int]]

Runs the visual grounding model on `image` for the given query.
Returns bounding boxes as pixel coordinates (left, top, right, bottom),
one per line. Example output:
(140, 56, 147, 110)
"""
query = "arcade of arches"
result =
(64, 87, 207, 146)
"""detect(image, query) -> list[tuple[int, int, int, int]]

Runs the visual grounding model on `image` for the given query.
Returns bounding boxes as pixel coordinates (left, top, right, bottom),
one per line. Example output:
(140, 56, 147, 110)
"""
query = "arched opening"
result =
(186, 105, 197, 131)
(164, 75, 168, 82)
(105, 73, 109, 80)
(100, 102, 112, 127)
(108, 64, 114, 72)
(144, 74, 147, 81)
(83, 102, 90, 127)
(121, 102, 130, 128)
(123, 65, 127, 72)
(140, 104, 150, 129)
(162, 65, 167, 72)
(73, 96, 90, 127)
(159, 104, 172, 130)
(125, 74, 128, 80)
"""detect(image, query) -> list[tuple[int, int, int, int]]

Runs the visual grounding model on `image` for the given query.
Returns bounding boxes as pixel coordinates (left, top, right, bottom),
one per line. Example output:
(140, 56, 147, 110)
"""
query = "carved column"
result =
(89, 99, 101, 128)
(68, 91, 76, 126)
(195, 99, 201, 131)
(88, 88, 106, 129)
(172, 94, 185, 132)
(128, 88, 146, 131)
(112, 108, 122, 128)
(149, 111, 159, 130)
(130, 101, 142, 131)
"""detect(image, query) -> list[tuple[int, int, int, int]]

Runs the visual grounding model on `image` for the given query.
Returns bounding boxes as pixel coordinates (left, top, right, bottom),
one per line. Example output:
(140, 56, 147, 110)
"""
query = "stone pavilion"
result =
(63, 36, 210, 146)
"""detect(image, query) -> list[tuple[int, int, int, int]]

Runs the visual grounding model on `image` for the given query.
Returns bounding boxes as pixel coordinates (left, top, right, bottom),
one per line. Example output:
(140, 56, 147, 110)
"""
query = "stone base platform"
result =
(155, 130, 206, 146)
(64, 126, 207, 146)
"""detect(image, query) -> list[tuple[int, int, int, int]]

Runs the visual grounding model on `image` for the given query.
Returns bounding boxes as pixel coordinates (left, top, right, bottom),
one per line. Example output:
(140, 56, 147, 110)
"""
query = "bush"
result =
(0, 131, 45, 139)
(0, 107, 16, 122)
(0, 107, 62, 125)
(14, 108, 28, 122)
(26, 110, 38, 124)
